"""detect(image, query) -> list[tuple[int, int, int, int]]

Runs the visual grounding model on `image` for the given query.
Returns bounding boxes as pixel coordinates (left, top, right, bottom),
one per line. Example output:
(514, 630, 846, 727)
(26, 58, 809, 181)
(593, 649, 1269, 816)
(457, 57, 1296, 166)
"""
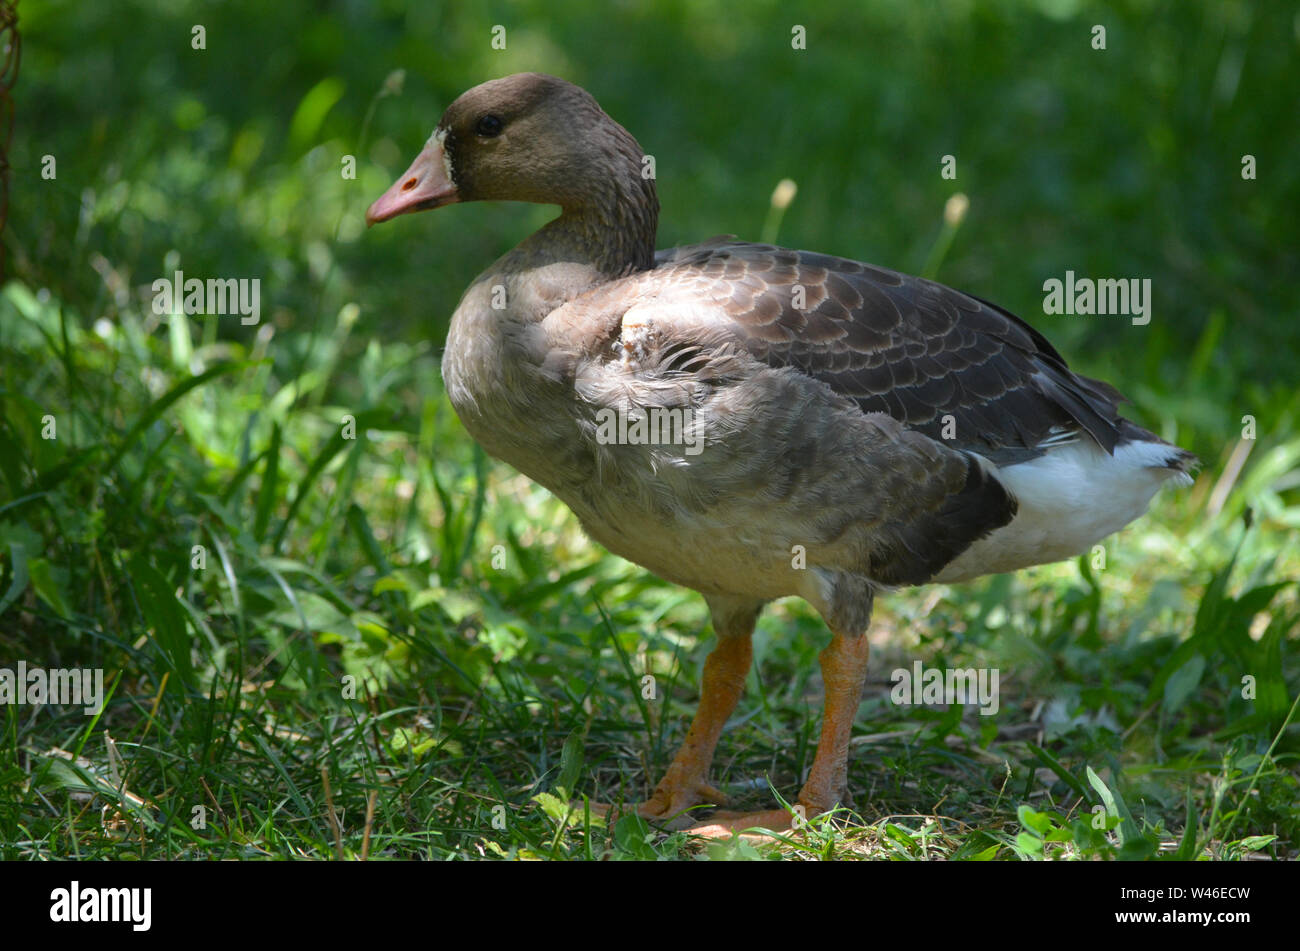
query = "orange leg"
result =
(688, 629, 870, 838)
(590, 597, 760, 828)
(634, 598, 759, 826)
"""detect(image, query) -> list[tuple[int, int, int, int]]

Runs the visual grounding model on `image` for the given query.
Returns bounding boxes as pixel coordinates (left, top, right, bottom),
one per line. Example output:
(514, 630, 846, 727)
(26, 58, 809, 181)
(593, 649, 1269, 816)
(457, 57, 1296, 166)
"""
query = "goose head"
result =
(366, 73, 659, 270)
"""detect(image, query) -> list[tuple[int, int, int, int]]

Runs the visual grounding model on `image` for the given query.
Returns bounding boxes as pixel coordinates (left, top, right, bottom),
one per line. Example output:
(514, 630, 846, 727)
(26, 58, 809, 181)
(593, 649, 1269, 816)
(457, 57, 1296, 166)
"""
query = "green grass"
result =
(2, 0, 1297, 860)
(2, 273, 1296, 860)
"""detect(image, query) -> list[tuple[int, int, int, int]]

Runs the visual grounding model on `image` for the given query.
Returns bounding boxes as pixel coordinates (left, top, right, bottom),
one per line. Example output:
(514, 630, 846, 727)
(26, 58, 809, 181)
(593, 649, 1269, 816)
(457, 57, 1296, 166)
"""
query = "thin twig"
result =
(361, 789, 378, 861)
(321, 766, 344, 860)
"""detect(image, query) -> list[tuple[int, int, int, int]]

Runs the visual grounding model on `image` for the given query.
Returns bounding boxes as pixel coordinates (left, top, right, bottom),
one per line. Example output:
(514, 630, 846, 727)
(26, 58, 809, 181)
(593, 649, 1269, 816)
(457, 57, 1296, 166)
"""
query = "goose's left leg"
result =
(588, 596, 761, 828)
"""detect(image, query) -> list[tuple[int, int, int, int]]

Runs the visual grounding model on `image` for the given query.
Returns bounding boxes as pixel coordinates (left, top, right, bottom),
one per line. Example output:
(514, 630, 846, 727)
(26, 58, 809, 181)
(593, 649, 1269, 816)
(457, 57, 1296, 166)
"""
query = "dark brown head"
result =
(366, 73, 657, 230)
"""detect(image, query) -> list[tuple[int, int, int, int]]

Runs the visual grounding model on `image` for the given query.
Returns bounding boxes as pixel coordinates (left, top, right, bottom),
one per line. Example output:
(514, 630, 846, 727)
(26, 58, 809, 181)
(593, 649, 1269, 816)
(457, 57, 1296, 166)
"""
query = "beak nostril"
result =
(369, 142, 456, 223)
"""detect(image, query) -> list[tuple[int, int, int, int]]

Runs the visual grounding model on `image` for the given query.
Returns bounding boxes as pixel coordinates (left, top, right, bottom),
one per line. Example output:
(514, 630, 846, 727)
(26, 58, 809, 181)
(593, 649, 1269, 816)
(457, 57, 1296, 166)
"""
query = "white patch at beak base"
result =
(428, 127, 455, 186)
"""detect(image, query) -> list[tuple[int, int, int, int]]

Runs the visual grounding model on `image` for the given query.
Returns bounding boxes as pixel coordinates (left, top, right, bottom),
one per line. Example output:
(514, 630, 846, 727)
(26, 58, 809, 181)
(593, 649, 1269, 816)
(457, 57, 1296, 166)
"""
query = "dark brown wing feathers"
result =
(656, 242, 1130, 464)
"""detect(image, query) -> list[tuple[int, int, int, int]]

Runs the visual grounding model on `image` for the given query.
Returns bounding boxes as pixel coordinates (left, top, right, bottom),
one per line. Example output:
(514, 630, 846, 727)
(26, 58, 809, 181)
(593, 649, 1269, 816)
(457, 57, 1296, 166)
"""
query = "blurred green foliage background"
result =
(15, 0, 1299, 426)
(1, 0, 1297, 860)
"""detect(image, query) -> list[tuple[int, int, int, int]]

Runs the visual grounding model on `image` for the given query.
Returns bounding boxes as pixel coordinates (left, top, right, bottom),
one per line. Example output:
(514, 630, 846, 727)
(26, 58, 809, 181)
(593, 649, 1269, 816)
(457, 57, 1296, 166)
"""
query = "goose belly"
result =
(572, 497, 810, 600)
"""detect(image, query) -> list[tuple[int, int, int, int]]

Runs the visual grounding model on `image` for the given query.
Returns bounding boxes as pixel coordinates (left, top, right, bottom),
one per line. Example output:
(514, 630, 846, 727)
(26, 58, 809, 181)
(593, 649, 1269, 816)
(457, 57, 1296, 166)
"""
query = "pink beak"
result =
(366, 137, 459, 226)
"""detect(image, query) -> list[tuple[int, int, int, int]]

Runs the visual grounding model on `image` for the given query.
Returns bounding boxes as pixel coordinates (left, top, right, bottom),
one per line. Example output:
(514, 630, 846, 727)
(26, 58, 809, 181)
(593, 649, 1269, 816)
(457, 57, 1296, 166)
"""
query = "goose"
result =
(366, 73, 1196, 836)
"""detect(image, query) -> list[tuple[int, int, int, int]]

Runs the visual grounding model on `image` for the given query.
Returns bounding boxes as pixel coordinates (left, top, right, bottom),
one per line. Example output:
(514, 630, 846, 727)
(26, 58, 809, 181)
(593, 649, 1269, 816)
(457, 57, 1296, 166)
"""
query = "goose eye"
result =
(475, 115, 504, 138)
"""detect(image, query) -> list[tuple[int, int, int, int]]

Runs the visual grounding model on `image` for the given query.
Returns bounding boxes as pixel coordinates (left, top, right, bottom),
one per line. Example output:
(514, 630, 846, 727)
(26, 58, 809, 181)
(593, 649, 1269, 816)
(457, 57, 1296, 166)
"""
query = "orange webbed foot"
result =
(586, 777, 730, 830)
(684, 806, 812, 840)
